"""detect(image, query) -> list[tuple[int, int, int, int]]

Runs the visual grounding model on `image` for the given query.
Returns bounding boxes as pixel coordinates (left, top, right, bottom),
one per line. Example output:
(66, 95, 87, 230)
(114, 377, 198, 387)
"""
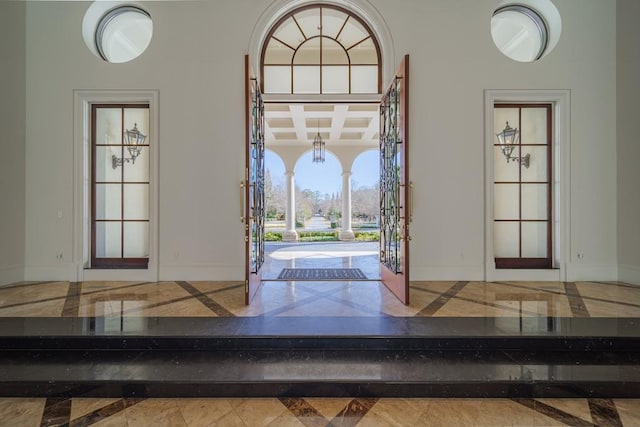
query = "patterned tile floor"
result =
(1, 396, 638, 426)
(1, 243, 639, 426)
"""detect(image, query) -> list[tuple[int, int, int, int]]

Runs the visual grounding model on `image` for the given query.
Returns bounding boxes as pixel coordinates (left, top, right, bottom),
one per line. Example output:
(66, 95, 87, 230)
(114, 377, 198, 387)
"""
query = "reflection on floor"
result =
(1, 279, 638, 318)
(3, 396, 638, 426)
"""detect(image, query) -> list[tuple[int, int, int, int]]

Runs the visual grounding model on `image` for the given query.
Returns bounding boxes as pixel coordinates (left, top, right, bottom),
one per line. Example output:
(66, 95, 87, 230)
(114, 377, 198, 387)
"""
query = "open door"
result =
(244, 55, 265, 304)
(380, 55, 411, 304)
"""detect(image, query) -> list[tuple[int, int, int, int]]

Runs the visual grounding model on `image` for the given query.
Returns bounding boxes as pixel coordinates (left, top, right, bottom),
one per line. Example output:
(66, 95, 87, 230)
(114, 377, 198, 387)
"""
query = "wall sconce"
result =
(112, 123, 146, 169)
(312, 120, 325, 163)
(496, 121, 530, 168)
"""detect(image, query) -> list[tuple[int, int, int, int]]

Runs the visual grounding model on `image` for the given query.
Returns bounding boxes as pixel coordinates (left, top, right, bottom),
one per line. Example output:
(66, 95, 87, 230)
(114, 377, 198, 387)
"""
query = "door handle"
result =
(240, 180, 246, 223)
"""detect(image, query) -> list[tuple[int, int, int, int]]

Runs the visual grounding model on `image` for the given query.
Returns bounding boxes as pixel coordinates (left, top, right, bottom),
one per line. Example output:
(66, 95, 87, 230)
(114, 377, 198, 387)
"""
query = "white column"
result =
(339, 170, 355, 241)
(283, 170, 298, 242)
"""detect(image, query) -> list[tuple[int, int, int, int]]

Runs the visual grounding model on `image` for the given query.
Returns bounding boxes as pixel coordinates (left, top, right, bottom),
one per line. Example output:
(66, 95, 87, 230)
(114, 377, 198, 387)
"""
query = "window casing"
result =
(494, 104, 552, 269)
(91, 104, 150, 269)
(261, 4, 381, 94)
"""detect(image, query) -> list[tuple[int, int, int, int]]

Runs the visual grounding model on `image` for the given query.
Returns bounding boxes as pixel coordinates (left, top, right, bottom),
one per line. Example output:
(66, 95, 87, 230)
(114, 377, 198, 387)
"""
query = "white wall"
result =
(23, 0, 619, 282)
(0, 1, 26, 286)
(617, 0, 640, 285)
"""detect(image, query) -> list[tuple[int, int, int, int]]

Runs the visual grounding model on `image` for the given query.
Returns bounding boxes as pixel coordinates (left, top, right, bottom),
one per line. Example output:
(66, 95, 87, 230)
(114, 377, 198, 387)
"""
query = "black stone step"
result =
(1, 316, 638, 398)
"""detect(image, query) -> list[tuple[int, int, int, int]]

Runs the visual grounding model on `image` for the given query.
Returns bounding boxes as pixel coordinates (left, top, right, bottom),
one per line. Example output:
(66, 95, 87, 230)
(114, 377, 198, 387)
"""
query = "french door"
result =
(379, 55, 410, 304)
(244, 55, 266, 304)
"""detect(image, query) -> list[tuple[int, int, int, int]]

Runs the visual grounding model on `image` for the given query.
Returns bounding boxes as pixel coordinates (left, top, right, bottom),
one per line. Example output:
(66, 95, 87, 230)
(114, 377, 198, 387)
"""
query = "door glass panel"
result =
(123, 147, 149, 182)
(123, 222, 149, 257)
(264, 66, 291, 93)
(522, 222, 547, 257)
(123, 108, 149, 135)
(351, 66, 378, 93)
(95, 146, 122, 182)
(494, 108, 519, 136)
(123, 184, 149, 220)
(322, 66, 349, 93)
(95, 108, 122, 145)
(521, 184, 547, 220)
(521, 146, 548, 182)
(494, 184, 519, 220)
(95, 222, 121, 257)
(494, 221, 519, 257)
(293, 66, 320, 93)
(494, 147, 519, 182)
(521, 108, 547, 144)
(95, 184, 122, 220)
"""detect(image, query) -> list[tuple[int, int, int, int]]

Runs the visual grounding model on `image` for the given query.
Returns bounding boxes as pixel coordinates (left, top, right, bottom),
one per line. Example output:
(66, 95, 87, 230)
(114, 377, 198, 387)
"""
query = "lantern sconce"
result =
(496, 121, 530, 168)
(112, 123, 146, 169)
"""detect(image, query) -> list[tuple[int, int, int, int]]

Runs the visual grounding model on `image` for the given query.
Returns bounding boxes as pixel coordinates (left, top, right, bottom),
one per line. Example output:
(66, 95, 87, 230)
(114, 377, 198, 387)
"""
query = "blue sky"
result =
(266, 149, 379, 196)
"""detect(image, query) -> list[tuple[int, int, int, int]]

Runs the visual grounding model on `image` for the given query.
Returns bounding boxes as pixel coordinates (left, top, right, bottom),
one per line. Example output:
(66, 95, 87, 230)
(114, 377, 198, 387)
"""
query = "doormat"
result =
(276, 268, 368, 281)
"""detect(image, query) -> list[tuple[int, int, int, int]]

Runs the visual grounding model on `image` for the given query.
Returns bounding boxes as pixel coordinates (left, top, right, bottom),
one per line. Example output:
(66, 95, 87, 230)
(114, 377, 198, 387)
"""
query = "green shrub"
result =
(297, 231, 338, 242)
(354, 231, 380, 241)
(264, 231, 283, 241)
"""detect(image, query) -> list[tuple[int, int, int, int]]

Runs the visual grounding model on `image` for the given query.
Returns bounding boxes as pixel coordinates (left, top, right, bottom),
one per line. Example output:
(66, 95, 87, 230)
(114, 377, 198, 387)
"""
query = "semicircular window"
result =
(95, 5, 153, 63)
(262, 5, 381, 94)
(491, 4, 549, 62)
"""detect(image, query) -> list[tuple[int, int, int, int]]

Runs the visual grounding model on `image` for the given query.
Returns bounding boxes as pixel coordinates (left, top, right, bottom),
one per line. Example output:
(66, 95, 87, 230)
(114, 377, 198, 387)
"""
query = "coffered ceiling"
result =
(264, 103, 379, 148)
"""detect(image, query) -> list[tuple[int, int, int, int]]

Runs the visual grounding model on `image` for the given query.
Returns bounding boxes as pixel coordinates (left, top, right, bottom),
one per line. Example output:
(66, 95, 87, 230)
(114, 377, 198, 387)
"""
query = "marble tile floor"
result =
(1, 396, 638, 426)
(0, 279, 638, 319)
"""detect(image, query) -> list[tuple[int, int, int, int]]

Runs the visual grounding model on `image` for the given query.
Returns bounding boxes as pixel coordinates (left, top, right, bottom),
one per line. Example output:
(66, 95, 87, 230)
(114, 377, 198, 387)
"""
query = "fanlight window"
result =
(261, 5, 381, 95)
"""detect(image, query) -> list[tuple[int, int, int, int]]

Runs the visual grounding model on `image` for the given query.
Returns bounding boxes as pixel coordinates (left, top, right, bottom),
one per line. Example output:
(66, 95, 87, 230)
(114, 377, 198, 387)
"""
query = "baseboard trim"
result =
(618, 264, 640, 286)
(486, 268, 561, 282)
(159, 265, 243, 281)
(0, 265, 24, 287)
(565, 264, 618, 282)
(410, 265, 484, 281)
(24, 265, 76, 282)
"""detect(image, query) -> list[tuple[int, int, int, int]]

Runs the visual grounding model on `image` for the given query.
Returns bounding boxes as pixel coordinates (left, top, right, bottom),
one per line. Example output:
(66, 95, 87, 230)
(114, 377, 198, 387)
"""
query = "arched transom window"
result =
(261, 4, 381, 95)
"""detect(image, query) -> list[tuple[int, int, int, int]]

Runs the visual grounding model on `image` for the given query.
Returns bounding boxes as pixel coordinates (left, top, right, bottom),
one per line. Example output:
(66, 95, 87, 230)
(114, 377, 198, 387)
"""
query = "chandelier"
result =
(312, 121, 325, 163)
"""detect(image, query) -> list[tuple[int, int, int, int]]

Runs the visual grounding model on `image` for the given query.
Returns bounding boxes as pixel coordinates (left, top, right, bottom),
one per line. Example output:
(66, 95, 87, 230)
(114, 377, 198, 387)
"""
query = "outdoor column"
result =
(283, 171, 298, 242)
(339, 170, 355, 241)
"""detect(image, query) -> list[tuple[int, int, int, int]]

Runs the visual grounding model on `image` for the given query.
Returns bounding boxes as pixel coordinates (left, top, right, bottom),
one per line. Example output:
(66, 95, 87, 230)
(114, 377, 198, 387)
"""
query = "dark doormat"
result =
(276, 268, 368, 281)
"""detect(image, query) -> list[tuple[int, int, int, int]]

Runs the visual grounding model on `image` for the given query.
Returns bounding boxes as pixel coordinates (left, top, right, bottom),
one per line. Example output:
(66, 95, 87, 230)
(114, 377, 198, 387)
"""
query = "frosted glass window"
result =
(494, 222, 519, 257)
(262, 5, 380, 94)
(264, 66, 291, 93)
(521, 146, 548, 182)
(494, 184, 519, 220)
(351, 66, 378, 93)
(124, 109, 149, 136)
(264, 39, 294, 64)
(322, 8, 348, 38)
(521, 108, 548, 144)
(95, 222, 121, 258)
(124, 222, 149, 257)
(123, 185, 149, 220)
(95, 147, 121, 182)
(294, 38, 320, 64)
(338, 19, 368, 48)
(293, 66, 321, 94)
(322, 66, 349, 94)
(349, 38, 378, 64)
(494, 108, 519, 137)
(522, 222, 547, 257)
(491, 6, 548, 62)
(96, 109, 122, 145)
(521, 184, 548, 220)
(493, 147, 519, 182)
(273, 18, 304, 48)
(95, 6, 153, 64)
(123, 147, 149, 182)
(323, 39, 348, 64)
(295, 8, 320, 38)
(95, 184, 122, 220)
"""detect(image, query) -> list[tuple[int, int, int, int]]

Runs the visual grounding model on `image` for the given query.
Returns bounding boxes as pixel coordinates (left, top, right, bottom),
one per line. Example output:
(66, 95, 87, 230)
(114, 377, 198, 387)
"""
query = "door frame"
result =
(484, 89, 570, 282)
